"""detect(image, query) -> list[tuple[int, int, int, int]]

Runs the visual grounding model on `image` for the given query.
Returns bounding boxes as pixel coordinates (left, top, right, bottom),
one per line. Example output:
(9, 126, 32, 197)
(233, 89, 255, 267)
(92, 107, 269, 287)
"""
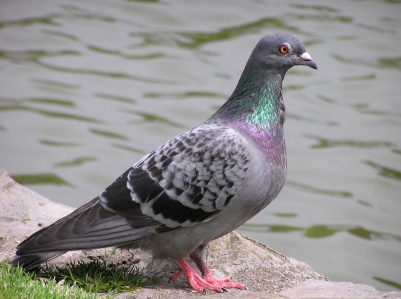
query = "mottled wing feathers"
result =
(99, 167, 169, 230)
(14, 124, 250, 258)
(125, 125, 250, 228)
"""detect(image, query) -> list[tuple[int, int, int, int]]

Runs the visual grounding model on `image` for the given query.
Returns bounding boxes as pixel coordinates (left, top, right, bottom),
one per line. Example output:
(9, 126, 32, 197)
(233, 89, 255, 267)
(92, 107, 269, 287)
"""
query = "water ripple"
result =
(286, 180, 353, 198)
(131, 17, 298, 49)
(306, 134, 395, 149)
(30, 78, 81, 90)
(332, 54, 401, 70)
(340, 73, 376, 82)
(37, 61, 180, 84)
(42, 29, 78, 41)
(89, 128, 128, 140)
(364, 160, 401, 181)
(29, 98, 75, 107)
(0, 98, 101, 123)
(290, 4, 340, 13)
(372, 277, 401, 290)
(143, 91, 226, 99)
(11, 173, 70, 186)
(241, 223, 401, 242)
(0, 49, 80, 62)
(126, 110, 184, 128)
(111, 143, 144, 154)
(317, 94, 401, 117)
(87, 45, 165, 60)
(39, 139, 82, 147)
(54, 156, 97, 168)
(95, 93, 136, 104)
(286, 112, 339, 126)
(0, 15, 61, 29)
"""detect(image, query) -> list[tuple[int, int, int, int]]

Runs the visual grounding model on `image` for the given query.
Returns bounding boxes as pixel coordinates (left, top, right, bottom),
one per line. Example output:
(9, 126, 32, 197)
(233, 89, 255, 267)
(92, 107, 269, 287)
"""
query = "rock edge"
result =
(1, 169, 400, 299)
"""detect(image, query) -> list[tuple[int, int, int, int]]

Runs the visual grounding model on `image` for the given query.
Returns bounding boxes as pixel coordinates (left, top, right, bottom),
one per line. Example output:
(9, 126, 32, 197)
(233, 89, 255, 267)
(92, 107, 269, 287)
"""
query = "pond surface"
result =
(1, 0, 400, 292)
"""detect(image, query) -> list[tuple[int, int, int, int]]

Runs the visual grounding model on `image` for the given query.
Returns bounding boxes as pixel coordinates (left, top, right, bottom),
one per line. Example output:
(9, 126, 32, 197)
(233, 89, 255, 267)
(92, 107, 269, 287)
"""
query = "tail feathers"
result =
(15, 224, 156, 255)
(11, 252, 66, 269)
(11, 197, 166, 269)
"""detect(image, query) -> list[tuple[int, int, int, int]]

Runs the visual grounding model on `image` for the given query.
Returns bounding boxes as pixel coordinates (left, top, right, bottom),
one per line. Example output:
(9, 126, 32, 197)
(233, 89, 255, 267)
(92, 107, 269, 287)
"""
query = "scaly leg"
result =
(170, 244, 246, 293)
(189, 244, 246, 289)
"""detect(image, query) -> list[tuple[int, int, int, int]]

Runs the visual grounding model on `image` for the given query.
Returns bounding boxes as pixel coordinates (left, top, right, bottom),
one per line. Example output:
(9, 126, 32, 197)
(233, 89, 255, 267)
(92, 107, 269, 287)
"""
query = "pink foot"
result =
(171, 259, 246, 294)
(202, 271, 245, 289)
(169, 270, 183, 282)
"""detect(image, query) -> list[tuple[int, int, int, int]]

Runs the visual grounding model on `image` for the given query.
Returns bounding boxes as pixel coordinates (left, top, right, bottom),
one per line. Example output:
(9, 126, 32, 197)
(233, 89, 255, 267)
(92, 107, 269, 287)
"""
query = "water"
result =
(1, 0, 400, 292)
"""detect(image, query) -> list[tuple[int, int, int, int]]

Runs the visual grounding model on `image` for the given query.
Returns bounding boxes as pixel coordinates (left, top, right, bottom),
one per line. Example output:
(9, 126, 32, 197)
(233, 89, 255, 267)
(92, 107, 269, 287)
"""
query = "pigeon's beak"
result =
(298, 52, 318, 70)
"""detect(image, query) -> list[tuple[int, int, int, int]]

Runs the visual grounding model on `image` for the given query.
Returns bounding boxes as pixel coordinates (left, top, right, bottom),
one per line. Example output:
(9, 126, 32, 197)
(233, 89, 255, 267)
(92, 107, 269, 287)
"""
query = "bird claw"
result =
(175, 259, 246, 294)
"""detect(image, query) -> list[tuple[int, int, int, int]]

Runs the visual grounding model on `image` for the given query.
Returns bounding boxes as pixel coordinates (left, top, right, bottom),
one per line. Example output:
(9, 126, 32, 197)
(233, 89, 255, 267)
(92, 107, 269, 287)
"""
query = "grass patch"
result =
(0, 262, 101, 299)
(40, 258, 156, 293)
(1, 249, 157, 298)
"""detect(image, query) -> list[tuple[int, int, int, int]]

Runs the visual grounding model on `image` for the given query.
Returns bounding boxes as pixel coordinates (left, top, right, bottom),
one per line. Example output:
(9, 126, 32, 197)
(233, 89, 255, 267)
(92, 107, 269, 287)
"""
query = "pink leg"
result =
(169, 270, 183, 282)
(171, 259, 226, 293)
(199, 264, 245, 289)
(170, 258, 246, 293)
(189, 248, 246, 290)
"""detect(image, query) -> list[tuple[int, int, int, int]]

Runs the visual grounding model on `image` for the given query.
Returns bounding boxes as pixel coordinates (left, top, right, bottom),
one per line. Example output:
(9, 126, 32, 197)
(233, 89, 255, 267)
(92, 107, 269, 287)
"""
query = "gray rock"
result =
(279, 279, 401, 299)
(1, 169, 400, 298)
(0, 169, 72, 239)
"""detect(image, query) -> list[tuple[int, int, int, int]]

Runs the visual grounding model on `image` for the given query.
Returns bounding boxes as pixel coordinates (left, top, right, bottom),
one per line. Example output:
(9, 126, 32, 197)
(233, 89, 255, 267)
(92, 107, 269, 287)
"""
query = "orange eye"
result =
(279, 44, 289, 54)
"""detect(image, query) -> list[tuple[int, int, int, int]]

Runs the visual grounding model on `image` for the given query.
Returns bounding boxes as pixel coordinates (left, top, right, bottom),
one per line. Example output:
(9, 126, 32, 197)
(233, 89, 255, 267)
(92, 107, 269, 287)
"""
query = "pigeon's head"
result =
(250, 32, 318, 73)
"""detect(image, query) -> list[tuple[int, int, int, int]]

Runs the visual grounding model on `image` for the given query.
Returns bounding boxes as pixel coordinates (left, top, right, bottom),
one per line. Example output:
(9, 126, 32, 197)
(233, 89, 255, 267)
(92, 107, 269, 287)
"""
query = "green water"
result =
(1, 0, 400, 292)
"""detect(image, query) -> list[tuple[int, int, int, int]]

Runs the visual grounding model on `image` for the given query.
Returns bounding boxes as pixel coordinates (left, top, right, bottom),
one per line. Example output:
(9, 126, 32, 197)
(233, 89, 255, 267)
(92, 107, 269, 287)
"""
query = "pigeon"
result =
(12, 32, 317, 294)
